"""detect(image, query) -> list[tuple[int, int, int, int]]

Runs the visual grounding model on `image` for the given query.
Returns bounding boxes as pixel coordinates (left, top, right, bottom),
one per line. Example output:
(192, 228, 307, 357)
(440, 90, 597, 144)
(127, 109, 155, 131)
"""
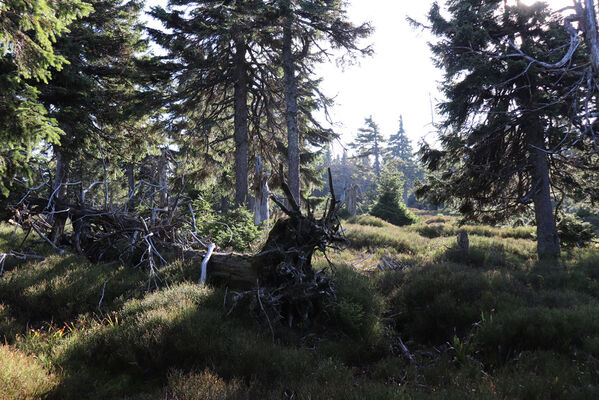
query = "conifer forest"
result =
(1, 1, 599, 398)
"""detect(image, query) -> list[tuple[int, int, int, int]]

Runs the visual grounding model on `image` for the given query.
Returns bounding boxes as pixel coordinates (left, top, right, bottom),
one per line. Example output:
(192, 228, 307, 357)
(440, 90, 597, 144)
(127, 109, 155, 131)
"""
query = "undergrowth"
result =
(0, 211, 598, 399)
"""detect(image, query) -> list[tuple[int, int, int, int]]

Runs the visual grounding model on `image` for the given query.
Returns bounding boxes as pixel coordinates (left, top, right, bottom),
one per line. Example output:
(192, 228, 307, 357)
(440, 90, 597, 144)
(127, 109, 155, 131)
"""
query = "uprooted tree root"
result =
(227, 168, 347, 328)
(9, 168, 348, 328)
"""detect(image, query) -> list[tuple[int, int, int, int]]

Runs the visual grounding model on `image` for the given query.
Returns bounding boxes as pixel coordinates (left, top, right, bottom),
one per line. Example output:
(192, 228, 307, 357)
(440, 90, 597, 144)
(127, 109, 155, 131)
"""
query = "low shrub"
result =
(54, 284, 314, 399)
(476, 305, 599, 361)
(0, 255, 147, 324)
(330, 265, 385, 343)
(344, 224, 416, 254)
(165, 369, 245, 400)
(0, 304, 20, 342)
(557, 214, 596, 248)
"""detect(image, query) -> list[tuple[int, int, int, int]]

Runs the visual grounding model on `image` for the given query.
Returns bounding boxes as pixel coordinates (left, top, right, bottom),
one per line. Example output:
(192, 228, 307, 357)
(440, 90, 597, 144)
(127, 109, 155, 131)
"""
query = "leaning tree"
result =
(417, 0, 599, 259)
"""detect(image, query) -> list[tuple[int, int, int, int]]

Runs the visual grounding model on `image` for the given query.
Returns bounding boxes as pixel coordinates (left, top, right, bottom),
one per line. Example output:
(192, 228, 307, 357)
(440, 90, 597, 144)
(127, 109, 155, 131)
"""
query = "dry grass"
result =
(0, 345, 57, 400)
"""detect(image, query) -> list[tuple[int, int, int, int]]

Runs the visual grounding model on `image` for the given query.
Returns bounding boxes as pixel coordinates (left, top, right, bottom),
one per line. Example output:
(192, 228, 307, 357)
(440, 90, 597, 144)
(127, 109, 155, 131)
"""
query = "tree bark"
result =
(159, 149, 168, 209)
(253, 156, 269, 226)
(233, 37, 249, 208)
(528, 129, 560, 259)
(582, 0, 599, 76)
(50, 150, 70, 244)
(282, 14, 301, 208)
(374, 135, 381, 180)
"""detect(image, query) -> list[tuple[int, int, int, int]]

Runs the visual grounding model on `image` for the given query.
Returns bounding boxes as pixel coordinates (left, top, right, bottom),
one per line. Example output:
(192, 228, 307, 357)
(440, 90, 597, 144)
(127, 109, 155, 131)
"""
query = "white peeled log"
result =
(200, 243, 216, 285)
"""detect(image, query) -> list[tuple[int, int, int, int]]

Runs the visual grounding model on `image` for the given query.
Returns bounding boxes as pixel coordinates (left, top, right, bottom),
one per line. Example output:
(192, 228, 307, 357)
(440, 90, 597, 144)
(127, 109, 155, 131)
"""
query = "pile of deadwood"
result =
(8, 169, 348, 327)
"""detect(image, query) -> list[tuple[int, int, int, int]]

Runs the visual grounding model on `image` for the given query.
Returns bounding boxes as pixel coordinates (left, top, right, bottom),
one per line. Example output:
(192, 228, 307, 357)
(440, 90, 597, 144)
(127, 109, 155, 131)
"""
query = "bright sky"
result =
(145, 0, 573, 151)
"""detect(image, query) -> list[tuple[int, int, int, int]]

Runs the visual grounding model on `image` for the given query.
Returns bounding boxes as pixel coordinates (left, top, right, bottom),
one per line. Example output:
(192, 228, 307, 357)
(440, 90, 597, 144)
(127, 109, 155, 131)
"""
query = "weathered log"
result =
(11, 167, 346, 327)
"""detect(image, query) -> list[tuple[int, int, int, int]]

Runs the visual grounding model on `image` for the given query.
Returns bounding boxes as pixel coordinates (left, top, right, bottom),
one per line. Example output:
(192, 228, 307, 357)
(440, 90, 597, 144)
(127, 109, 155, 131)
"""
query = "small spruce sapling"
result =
(370, 164, 417, 227)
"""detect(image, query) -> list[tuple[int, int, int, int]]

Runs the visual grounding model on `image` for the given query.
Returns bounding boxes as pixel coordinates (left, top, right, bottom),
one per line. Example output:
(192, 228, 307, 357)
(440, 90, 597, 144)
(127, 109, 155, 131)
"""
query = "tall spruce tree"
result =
(418, 1, 599, 259)
(387, 115, 421, 204)
(39, 0, 159, 242)
(149, 0, 276, 208)
(350, 116, 384, 180)
(388, 116, 412, 161)
(276, 0, 372, 206)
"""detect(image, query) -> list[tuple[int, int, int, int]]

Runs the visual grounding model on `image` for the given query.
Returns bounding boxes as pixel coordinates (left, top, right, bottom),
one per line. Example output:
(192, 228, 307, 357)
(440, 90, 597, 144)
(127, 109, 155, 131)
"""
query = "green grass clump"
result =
(0, 304, 20, 342)
(410, 221, 535, 240)
(325, 265, 387, 362)
(164, 369, 245, 400)
(2, 215, 599, 399)
(476, 305, 599, 359)
(0, 345, 57, 400)
(0, 254, 147, 326)
(53, 284, 315, 399)
(346, 214, 390, 227)
(344, 222, 420, 254)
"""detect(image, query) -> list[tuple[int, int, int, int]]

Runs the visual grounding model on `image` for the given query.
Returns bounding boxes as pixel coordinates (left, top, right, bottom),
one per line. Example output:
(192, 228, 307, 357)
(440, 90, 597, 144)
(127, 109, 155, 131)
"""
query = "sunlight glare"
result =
(515, 0, 571, 9)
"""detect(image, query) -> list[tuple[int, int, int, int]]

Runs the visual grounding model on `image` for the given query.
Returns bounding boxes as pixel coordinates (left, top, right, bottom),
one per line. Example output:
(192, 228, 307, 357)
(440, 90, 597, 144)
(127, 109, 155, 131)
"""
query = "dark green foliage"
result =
(557, 215, 596, 248)
(192, 197, 260, 251)
(418, 0, 599, 258)
(329, 265, 384, 343)
(0, 67, 62, 195)
(0, 0, 91, 82)
(370, 167, 418, 226)
(477, 306, 599, 360)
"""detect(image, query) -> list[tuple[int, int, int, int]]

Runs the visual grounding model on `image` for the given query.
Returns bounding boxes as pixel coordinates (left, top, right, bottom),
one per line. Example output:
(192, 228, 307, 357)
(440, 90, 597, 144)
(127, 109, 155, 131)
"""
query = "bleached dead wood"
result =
(200, 243, 216, 285)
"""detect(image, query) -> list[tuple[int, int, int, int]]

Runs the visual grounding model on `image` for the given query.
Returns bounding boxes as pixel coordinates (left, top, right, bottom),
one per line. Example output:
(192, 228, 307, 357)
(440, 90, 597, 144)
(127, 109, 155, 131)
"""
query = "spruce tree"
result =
(349, 116, 385, 180)
(39, 0, 159, 241)
(387, 116, 413, 162)
(0, 0, 90, 195)
(387, 115, 422, 204)
(370, 164, 417, 227)
(276, 0, 372, 206)
(418, 1, 599, 259)
(149, 0, 273, 208)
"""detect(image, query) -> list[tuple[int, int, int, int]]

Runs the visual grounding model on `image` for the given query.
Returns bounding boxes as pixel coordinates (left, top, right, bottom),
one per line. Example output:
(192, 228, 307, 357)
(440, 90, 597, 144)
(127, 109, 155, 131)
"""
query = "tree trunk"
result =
(253, 156, 270, 226)
(374, 136, 381, 180)
(345, 184, 358, 217)
(528, 129, 560, 259)
(233, 37, 249, 208)
(159, 149, 168, 209)
(50, 150, 70, 244)
(125, 163, 135, 210)
(283, 14, 301, 208)
(582, 0, 599, 76)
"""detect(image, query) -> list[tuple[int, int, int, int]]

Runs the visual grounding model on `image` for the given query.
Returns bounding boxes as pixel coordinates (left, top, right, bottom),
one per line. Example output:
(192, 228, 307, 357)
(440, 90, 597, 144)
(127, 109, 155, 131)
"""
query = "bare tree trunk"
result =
(254, 156, 270, 226)
(50, 150, 70, 244)
(582, 0, 599, 76)
(374, 136, 381, 180)
(233, 37, 249, 208)
(159, 149, 168, 209)
(528, 129, 560, 259)
(283, 15, 301, 208)
(345, 184, 358, 217)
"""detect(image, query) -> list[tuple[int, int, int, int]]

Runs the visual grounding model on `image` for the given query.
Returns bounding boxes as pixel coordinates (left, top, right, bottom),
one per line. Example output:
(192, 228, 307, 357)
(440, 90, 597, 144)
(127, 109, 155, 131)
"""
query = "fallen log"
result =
(11, 167, 347, 326)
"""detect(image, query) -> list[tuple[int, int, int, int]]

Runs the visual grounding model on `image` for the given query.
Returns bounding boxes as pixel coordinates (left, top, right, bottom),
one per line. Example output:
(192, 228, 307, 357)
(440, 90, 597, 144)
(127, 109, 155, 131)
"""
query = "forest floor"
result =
(1, 211, 599, 399)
